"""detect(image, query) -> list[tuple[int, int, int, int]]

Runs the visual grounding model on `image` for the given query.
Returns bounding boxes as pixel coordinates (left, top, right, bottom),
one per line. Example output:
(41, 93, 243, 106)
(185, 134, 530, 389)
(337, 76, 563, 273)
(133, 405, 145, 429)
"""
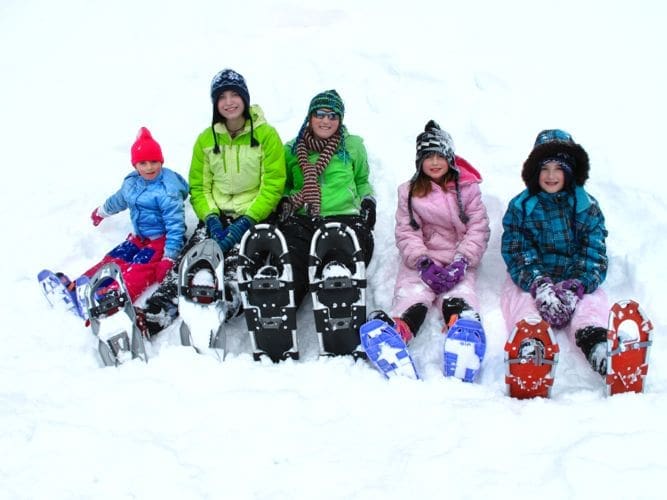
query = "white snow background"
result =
(1, 1, 666, 498)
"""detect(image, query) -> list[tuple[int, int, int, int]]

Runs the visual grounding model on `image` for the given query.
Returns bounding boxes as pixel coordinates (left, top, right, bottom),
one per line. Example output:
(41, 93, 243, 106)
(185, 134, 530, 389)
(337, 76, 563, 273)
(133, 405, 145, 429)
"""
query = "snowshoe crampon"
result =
(85, 263, 147, 367)
(443, 318, 486, 382)
(606, 300, 653, 396)
(177, 238, 226, 361)
(360, 319, 419, 380)
(37, 269, 87, 319)
(505, 317, 559, 399)
(309, 222, 366, 358)
(238, 224, 298, 362)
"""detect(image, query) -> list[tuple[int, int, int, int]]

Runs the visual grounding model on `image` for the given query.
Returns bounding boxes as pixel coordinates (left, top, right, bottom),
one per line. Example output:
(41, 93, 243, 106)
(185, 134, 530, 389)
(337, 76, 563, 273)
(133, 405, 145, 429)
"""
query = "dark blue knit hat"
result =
(210, 68, 250, 108)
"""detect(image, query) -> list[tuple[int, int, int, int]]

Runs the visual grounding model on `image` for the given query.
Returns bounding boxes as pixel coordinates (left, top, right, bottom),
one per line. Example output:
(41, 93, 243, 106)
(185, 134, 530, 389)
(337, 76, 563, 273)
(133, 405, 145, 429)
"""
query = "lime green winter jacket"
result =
(284, 133, 373, 216)
(189, 105, 286, 222)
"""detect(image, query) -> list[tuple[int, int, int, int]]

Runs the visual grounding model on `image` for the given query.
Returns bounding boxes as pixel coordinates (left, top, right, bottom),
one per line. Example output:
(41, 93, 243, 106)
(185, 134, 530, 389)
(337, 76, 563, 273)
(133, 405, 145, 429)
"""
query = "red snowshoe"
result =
(606, 300, 653, 396)
(505, 317, 559, 399)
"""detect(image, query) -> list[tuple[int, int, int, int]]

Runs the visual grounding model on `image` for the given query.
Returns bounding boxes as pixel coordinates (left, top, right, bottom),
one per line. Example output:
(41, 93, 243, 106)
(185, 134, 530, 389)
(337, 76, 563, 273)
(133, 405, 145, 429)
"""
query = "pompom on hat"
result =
(130, 127, 164, 165)
(415, 120, 456, 172)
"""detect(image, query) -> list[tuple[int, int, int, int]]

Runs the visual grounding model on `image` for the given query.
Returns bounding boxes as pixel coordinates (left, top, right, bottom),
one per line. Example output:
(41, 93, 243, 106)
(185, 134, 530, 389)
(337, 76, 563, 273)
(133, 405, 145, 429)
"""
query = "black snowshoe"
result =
(237, 224, 298, 362)
(309, 222, 367, 358)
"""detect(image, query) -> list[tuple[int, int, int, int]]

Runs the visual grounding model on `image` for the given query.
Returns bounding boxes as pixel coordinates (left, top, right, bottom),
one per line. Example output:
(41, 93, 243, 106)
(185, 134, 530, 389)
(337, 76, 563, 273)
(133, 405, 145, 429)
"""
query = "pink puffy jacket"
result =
(390, 156, 490, 316)
(395, 156, 489, 269)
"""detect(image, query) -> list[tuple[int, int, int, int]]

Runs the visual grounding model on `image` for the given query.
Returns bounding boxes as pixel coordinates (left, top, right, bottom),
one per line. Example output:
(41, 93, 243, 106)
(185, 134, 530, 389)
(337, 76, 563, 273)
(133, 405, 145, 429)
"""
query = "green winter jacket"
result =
(189, 105, 286, 222)
(284, 133, 373, 216)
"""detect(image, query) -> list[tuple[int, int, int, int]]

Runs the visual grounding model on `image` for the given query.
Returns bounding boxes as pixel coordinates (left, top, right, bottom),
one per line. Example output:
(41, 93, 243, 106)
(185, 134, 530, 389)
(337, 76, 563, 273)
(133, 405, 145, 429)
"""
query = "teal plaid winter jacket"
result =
(501, 186, 608, 294)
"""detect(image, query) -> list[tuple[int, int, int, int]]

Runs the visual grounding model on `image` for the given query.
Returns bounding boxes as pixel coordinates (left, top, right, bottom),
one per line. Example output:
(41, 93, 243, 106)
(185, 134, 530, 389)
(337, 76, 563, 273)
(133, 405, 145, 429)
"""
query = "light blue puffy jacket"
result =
(102, 167, 189, 259)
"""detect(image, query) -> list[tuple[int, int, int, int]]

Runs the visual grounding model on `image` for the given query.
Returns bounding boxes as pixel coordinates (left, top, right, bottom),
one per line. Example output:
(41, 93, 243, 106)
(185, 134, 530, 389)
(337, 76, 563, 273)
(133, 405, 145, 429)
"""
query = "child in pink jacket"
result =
(380, 120, 490, 342)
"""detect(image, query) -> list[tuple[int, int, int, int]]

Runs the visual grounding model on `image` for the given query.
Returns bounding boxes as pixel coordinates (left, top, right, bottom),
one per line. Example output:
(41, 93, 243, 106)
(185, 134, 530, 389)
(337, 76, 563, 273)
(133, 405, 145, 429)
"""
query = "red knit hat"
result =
(131, 127, 164, 165)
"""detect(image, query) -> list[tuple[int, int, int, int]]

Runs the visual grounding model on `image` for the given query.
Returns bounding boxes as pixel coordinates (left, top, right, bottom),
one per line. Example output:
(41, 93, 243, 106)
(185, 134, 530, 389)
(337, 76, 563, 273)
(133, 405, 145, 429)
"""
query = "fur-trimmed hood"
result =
(521, 129, 589, 194)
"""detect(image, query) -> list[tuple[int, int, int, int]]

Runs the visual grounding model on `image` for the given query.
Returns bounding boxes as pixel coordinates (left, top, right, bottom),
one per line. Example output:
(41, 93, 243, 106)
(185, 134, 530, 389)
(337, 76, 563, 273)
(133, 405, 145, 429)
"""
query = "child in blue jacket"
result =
(501, 129, 610, 375)
(53, 127, 188, 312)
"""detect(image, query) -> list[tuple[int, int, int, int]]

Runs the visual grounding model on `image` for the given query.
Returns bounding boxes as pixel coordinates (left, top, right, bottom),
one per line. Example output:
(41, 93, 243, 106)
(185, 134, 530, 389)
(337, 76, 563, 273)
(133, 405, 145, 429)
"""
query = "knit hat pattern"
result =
(415, 120, 456, 173)
(409, 121, 468, 228)
(292, 89, 348, 159)
(307, 89, 345, 120)
(210, 68, 250, 108)
(131, 127, 164, 165)
(522, 129, 589, 193)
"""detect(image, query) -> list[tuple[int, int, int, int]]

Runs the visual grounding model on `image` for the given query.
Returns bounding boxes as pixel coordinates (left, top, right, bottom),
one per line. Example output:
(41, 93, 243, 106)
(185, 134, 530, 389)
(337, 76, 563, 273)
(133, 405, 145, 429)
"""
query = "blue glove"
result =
(205, 214, 227, 247)
(219, 215, 255, 253)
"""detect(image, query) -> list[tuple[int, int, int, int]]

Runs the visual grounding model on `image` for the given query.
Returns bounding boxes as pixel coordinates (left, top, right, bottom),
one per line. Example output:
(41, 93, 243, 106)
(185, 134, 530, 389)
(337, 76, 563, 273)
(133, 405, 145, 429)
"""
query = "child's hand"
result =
(219, 216, 255, 253)
(441, 255, 468, 291)
(418, 258, 449, 294)
(532, 277, 572, 328)
(91, 207, 105, 227)
(360, 196, 376, 230)
(205, 214, 227, 247)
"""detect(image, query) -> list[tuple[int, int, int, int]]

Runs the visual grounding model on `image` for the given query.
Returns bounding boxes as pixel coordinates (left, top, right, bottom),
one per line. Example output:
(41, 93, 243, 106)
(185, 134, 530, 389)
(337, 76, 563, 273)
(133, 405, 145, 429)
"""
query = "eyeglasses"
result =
(312, 110, 340, 121)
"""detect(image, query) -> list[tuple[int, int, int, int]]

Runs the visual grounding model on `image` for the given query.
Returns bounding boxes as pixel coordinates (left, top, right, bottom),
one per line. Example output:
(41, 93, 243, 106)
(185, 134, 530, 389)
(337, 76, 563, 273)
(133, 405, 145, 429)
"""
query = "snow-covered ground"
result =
(2, 1, 666, 498)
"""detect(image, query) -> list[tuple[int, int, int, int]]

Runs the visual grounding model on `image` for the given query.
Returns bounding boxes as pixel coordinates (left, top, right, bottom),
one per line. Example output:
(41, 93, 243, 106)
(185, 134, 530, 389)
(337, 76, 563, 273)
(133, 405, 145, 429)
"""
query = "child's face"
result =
(309, 108, 340, 140)
(135, 161, 162, 181)
(538, 160, 566, 193)
(421, 153, 449, 181)
(216, 90, 245, 121)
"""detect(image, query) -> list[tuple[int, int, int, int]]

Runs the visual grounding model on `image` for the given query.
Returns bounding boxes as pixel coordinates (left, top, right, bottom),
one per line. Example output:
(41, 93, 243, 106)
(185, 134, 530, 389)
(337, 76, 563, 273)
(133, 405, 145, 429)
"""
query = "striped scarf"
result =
(289, 129, 340, 215)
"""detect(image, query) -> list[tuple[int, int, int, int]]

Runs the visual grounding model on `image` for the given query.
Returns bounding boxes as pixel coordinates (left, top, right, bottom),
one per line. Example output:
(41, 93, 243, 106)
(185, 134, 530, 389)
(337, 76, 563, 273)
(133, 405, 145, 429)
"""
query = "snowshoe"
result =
(443, 318, 486, 382)
(606, 300, 653, 396)
(360, 319, 419, 380)
(505, 317, 559, 399)
(37, 269, 87, 319)
(84, 263, 147, 367)
(309, 222, 367, 358)
(177, 238, 227, 361)
(237, 224, 298, 362)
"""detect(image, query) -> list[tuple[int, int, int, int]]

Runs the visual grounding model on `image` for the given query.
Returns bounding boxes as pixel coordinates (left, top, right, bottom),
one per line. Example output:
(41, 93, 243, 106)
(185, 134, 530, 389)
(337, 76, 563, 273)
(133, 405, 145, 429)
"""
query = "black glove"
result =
(360, 196, 376, 230)
(277, 197, 293, 223)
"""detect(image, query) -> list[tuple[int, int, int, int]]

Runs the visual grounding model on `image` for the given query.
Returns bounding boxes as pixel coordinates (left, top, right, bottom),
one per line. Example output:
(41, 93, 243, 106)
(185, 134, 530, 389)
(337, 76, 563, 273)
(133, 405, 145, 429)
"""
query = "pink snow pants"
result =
(391, 261, 480, 321)
(500, 274, 609, 340)
(82, 234, 166, 302)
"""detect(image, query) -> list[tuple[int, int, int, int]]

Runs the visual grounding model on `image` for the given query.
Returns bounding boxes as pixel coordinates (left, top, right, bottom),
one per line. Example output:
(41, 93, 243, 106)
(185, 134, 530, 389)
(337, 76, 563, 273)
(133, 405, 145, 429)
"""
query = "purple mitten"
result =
(556, 279, 584, 300)
(418, 257, 448, 294)
(531, 276, 571, 328)
(441, 255, 468, 292)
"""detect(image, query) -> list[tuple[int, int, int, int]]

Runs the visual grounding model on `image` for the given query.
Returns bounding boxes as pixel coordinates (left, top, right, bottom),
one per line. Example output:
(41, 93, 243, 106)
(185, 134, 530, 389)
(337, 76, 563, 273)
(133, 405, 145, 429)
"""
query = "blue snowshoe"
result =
(360, 318, 419, 380)
(37, 269, 87, 319)
(443, 318, 486, 382)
